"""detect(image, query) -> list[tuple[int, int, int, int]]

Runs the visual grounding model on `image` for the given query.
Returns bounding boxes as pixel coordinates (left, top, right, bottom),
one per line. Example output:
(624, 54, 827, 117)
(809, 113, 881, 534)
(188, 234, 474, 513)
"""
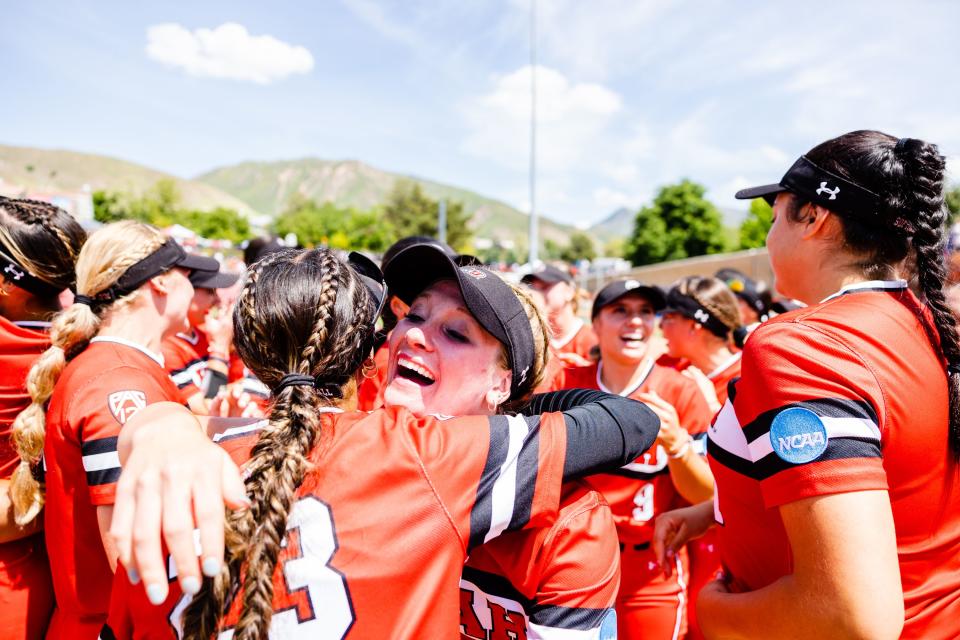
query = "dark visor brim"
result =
(734, 183, 785, 201)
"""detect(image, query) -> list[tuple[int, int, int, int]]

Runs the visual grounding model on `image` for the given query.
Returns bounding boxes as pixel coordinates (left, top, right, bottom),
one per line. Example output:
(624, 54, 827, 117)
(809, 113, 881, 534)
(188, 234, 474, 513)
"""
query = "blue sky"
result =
(2, 0, 959, 227)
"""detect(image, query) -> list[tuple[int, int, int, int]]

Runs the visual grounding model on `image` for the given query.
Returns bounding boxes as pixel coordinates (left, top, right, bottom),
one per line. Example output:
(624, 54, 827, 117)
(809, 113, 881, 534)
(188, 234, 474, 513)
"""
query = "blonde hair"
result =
(673, 276, 743, 338)
(499, 282, 551, 413)
(10, 221, 168, 524)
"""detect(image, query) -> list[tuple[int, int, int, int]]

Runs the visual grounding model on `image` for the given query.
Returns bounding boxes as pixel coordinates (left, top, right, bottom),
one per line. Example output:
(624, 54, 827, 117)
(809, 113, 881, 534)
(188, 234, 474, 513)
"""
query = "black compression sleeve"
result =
(523, 390, 660, 480)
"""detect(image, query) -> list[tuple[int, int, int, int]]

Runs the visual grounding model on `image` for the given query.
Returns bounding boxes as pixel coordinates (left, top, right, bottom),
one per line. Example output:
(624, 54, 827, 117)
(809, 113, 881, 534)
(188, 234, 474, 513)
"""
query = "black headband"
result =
(0, 247, 64, 298)
(77, 239, 188, 308)
(664, 289, 731, 338)
(275, 373, 345, 398)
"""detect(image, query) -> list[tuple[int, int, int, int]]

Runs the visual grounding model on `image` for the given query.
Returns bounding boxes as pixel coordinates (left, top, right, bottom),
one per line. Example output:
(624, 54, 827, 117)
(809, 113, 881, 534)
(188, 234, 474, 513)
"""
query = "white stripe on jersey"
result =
(483, 414, 531, 544)
(707, 400, 750, 460)
(671, 553, 687, 640)
(528, 622, 612, 639)
(211, 420, 270, 442)
(82, 450, 121, 472)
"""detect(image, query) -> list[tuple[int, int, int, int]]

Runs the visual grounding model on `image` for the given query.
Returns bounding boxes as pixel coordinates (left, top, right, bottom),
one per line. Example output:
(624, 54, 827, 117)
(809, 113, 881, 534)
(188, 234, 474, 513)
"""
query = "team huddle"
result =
(1, 130, 958, 639)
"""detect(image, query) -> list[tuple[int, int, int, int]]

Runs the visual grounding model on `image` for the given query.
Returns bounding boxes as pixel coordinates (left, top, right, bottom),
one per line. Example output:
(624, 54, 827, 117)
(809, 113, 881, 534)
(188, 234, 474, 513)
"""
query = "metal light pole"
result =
(527, 0, 539, 265)
(438, 199, 447, 245)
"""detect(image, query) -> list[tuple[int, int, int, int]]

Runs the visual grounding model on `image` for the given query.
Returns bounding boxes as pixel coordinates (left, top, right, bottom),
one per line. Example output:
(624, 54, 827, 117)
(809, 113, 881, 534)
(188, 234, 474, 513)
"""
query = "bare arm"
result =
(97, 505, 118, 571)
(697, 490, 903, 640)
(0, 478, 43, 543)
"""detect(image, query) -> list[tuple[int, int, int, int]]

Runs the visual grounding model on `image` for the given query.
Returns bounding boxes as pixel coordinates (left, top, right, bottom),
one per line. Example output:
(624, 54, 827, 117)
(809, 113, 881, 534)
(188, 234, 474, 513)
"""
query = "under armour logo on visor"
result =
(694, 309, 710, 324)
(4, 264, 24, 280)
(816, 182, 840, 200)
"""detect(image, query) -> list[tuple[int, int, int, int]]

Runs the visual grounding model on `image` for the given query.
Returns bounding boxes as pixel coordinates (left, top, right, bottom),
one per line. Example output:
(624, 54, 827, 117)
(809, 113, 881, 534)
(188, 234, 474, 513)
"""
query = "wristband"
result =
(208, 354, 229, 364)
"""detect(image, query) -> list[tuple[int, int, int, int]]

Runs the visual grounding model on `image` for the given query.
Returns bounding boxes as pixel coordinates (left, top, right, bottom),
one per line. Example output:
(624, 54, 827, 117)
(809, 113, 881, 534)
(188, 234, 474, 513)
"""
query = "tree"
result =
(273, 197, 394, 251)
(177, 207, 251, 244)
(560, 231, 597, 263)
(626, 180, 727, 266)
(383, 181, 471, 251)
(946, 186, 960, 222)
(738, 198, 773, 249)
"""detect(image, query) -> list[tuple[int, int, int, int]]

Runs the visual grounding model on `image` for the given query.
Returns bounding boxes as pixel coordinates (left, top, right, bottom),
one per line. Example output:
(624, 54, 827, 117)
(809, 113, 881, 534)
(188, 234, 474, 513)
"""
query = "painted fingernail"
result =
(202, 557, 222, 577)
(181, 576, 201, 595)
(127, 566, 140, 585)
(146, 583, 168, 605)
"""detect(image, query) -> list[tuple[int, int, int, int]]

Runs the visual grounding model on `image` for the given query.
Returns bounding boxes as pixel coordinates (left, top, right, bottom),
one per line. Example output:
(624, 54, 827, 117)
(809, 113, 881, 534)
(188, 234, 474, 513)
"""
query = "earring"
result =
(486, 397, 500, 413)
(361, 357, 378, 380)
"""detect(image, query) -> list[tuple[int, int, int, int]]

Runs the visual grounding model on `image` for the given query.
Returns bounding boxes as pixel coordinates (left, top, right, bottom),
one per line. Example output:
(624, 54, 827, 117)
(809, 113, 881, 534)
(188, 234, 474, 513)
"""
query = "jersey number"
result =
(632, 484, 654, 522)
(171, 496, 355, 639)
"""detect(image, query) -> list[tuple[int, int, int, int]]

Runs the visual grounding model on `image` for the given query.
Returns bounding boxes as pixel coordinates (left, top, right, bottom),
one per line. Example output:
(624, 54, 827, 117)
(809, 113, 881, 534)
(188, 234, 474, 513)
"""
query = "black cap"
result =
(591, 279, 665, 319)
(521, 264, 574, 286)
(381, 235, 456, 273)
(734, 155, 907, 231)
(188, 265, 240, 290)
(384, 244, 536, 398)
(715, 269, 771, 319)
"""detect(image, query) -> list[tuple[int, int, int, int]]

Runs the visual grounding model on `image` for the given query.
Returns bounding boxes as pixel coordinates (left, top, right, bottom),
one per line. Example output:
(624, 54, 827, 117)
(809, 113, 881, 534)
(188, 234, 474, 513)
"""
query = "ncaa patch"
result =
(108, 390, 147, 425)
(599, 609, 617, 640)
(769, 407, 828, 464)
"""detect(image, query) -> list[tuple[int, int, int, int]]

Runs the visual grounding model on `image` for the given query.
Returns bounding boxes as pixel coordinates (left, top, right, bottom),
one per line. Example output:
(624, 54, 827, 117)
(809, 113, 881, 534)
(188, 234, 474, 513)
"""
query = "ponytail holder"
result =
(894, 137, 913, 155)
(73, 294, 97, 307)
(948, 363, 960, 377)
(275, 374, 316, 394)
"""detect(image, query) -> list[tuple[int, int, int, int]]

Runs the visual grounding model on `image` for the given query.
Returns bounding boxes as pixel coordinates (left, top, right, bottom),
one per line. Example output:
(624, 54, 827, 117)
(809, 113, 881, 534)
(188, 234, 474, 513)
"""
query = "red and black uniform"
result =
(106, 391, 656, 639)
(0, 316, 55, 639)
(460, 481, 619, 640)
(556, 361, 712, 640)
(162, 329, 211, 402)
(684, 351, 740, 640)
(43, 338, 182, 638)
(551, 319, 597, 363)
(709, 281, 960, 640)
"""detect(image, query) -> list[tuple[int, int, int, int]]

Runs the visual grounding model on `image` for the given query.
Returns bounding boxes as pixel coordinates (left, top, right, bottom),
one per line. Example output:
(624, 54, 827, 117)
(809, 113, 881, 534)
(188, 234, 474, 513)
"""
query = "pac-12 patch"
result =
(599, 609, 617, 640)
(769, 407, 828, 464)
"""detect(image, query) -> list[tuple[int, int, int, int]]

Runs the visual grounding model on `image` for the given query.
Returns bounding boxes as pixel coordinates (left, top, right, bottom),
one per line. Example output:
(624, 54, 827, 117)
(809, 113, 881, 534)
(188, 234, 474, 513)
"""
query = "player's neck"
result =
(549, 308, 580, 340)
(0, 288, 60, 323)
(688, 343, 735, 376)
(599, 352, 652, 395)
(96, 305, 165, 358)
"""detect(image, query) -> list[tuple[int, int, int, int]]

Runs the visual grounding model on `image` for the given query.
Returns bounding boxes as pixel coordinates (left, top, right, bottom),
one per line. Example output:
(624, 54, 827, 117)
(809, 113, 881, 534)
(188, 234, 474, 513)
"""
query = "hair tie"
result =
(275, 374, 316, 394)
(73, 294, 97, 307)
(894, 137, 913, 155)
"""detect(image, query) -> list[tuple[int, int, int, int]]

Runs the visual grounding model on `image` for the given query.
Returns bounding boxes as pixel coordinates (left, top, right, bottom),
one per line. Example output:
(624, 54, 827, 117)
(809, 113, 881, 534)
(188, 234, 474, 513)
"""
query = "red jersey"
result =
(44, 338, 183, 638)
(0, 317, 50, 476)
(106, 406, 574, 639)
(708, 282, 960, 639)
(556, 361, 713, 545)
(0, 317, 55, 639)
(162, 329, 211, 401)
(460, 481, 619, 640)
(551, 320, 597, 362)
(705, 352, 741, 405)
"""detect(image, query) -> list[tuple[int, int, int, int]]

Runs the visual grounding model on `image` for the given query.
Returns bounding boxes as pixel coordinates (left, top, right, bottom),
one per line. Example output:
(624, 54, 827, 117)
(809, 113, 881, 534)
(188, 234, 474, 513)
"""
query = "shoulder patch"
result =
(108, 390, 147, 425)
(769, 407, 828, 464)
(599, 608, 617, 640)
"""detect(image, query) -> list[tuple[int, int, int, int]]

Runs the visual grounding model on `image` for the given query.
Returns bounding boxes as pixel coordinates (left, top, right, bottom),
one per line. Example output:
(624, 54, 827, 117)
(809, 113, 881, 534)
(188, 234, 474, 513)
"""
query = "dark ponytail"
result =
(805, 131, 960, 458)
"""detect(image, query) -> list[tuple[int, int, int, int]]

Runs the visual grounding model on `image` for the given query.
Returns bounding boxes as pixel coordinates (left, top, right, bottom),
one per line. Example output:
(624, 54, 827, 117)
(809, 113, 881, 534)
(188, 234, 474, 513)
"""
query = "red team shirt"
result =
(43, 338, 182, 639)
(162, 329, 212, 401)
(0, 316, 55, 639)
(106, 406, 576, 639)
(551, 320, 597, 363)
(709, 282, 960, 639)
(555, 361, 712, 640)
(460, 481, 620, 640)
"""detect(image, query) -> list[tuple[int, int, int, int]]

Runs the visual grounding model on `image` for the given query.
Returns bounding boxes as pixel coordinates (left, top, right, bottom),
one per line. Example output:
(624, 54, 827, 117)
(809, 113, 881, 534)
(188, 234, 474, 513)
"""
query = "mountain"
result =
(195, 158, 582, 246)
(588, 206, 636, 243)
(0, 144, 256, 217)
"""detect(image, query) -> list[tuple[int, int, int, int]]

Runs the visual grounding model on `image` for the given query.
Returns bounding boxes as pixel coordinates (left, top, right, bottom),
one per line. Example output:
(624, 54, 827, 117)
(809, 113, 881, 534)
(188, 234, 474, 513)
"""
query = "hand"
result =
(652, 501, 715, 577)
(202, 302, 235, 355)
(635, 391, 687, 455)
(681, 366, 722, 415)
(556, 351, 593, 368)
(211, 384, 267, 419)
(109, 403, 249, 605)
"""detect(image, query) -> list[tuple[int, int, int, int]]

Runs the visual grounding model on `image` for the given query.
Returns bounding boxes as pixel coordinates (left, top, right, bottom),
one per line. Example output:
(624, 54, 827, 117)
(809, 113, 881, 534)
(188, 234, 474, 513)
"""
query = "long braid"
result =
(183, 248, 376, 639)
(893, 138, 960, 457)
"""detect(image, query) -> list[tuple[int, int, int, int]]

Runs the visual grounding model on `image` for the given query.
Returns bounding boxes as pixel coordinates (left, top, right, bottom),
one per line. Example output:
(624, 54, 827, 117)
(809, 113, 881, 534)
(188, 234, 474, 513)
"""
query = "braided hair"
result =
(182, 247, 378, 640)
(791, 130, 959, 457)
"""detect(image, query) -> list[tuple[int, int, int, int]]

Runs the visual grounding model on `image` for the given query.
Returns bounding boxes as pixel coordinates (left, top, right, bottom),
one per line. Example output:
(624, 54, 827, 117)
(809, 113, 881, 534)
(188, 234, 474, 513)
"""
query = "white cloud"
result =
(146, 23, 313, 84)
(462, 65, 622, 173)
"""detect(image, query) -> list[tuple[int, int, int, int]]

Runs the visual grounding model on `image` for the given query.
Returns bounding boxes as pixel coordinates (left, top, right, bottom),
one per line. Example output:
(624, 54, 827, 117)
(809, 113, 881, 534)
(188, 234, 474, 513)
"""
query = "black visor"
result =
(663, 289, 731, 338)
(0, 246, 64, 297)
(385, 244, 536, 398)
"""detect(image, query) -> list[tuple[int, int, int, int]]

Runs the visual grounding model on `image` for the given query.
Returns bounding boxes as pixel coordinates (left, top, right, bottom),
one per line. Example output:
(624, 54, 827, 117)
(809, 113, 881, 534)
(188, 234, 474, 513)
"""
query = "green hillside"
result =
(0, 144, 256, 217)
(196, 158, 581, 245)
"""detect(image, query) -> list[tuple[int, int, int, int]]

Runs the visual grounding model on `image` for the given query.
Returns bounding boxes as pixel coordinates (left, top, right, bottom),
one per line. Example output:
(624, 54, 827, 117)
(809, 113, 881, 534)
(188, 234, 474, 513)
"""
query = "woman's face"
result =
(593, 294, 657, 364)
(528, 279, 573, 317)
(766, 193, 807, 301)
(659, 311, 696, 359)
(383, 280, 512, 418)
(159, 267, 195, 337)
